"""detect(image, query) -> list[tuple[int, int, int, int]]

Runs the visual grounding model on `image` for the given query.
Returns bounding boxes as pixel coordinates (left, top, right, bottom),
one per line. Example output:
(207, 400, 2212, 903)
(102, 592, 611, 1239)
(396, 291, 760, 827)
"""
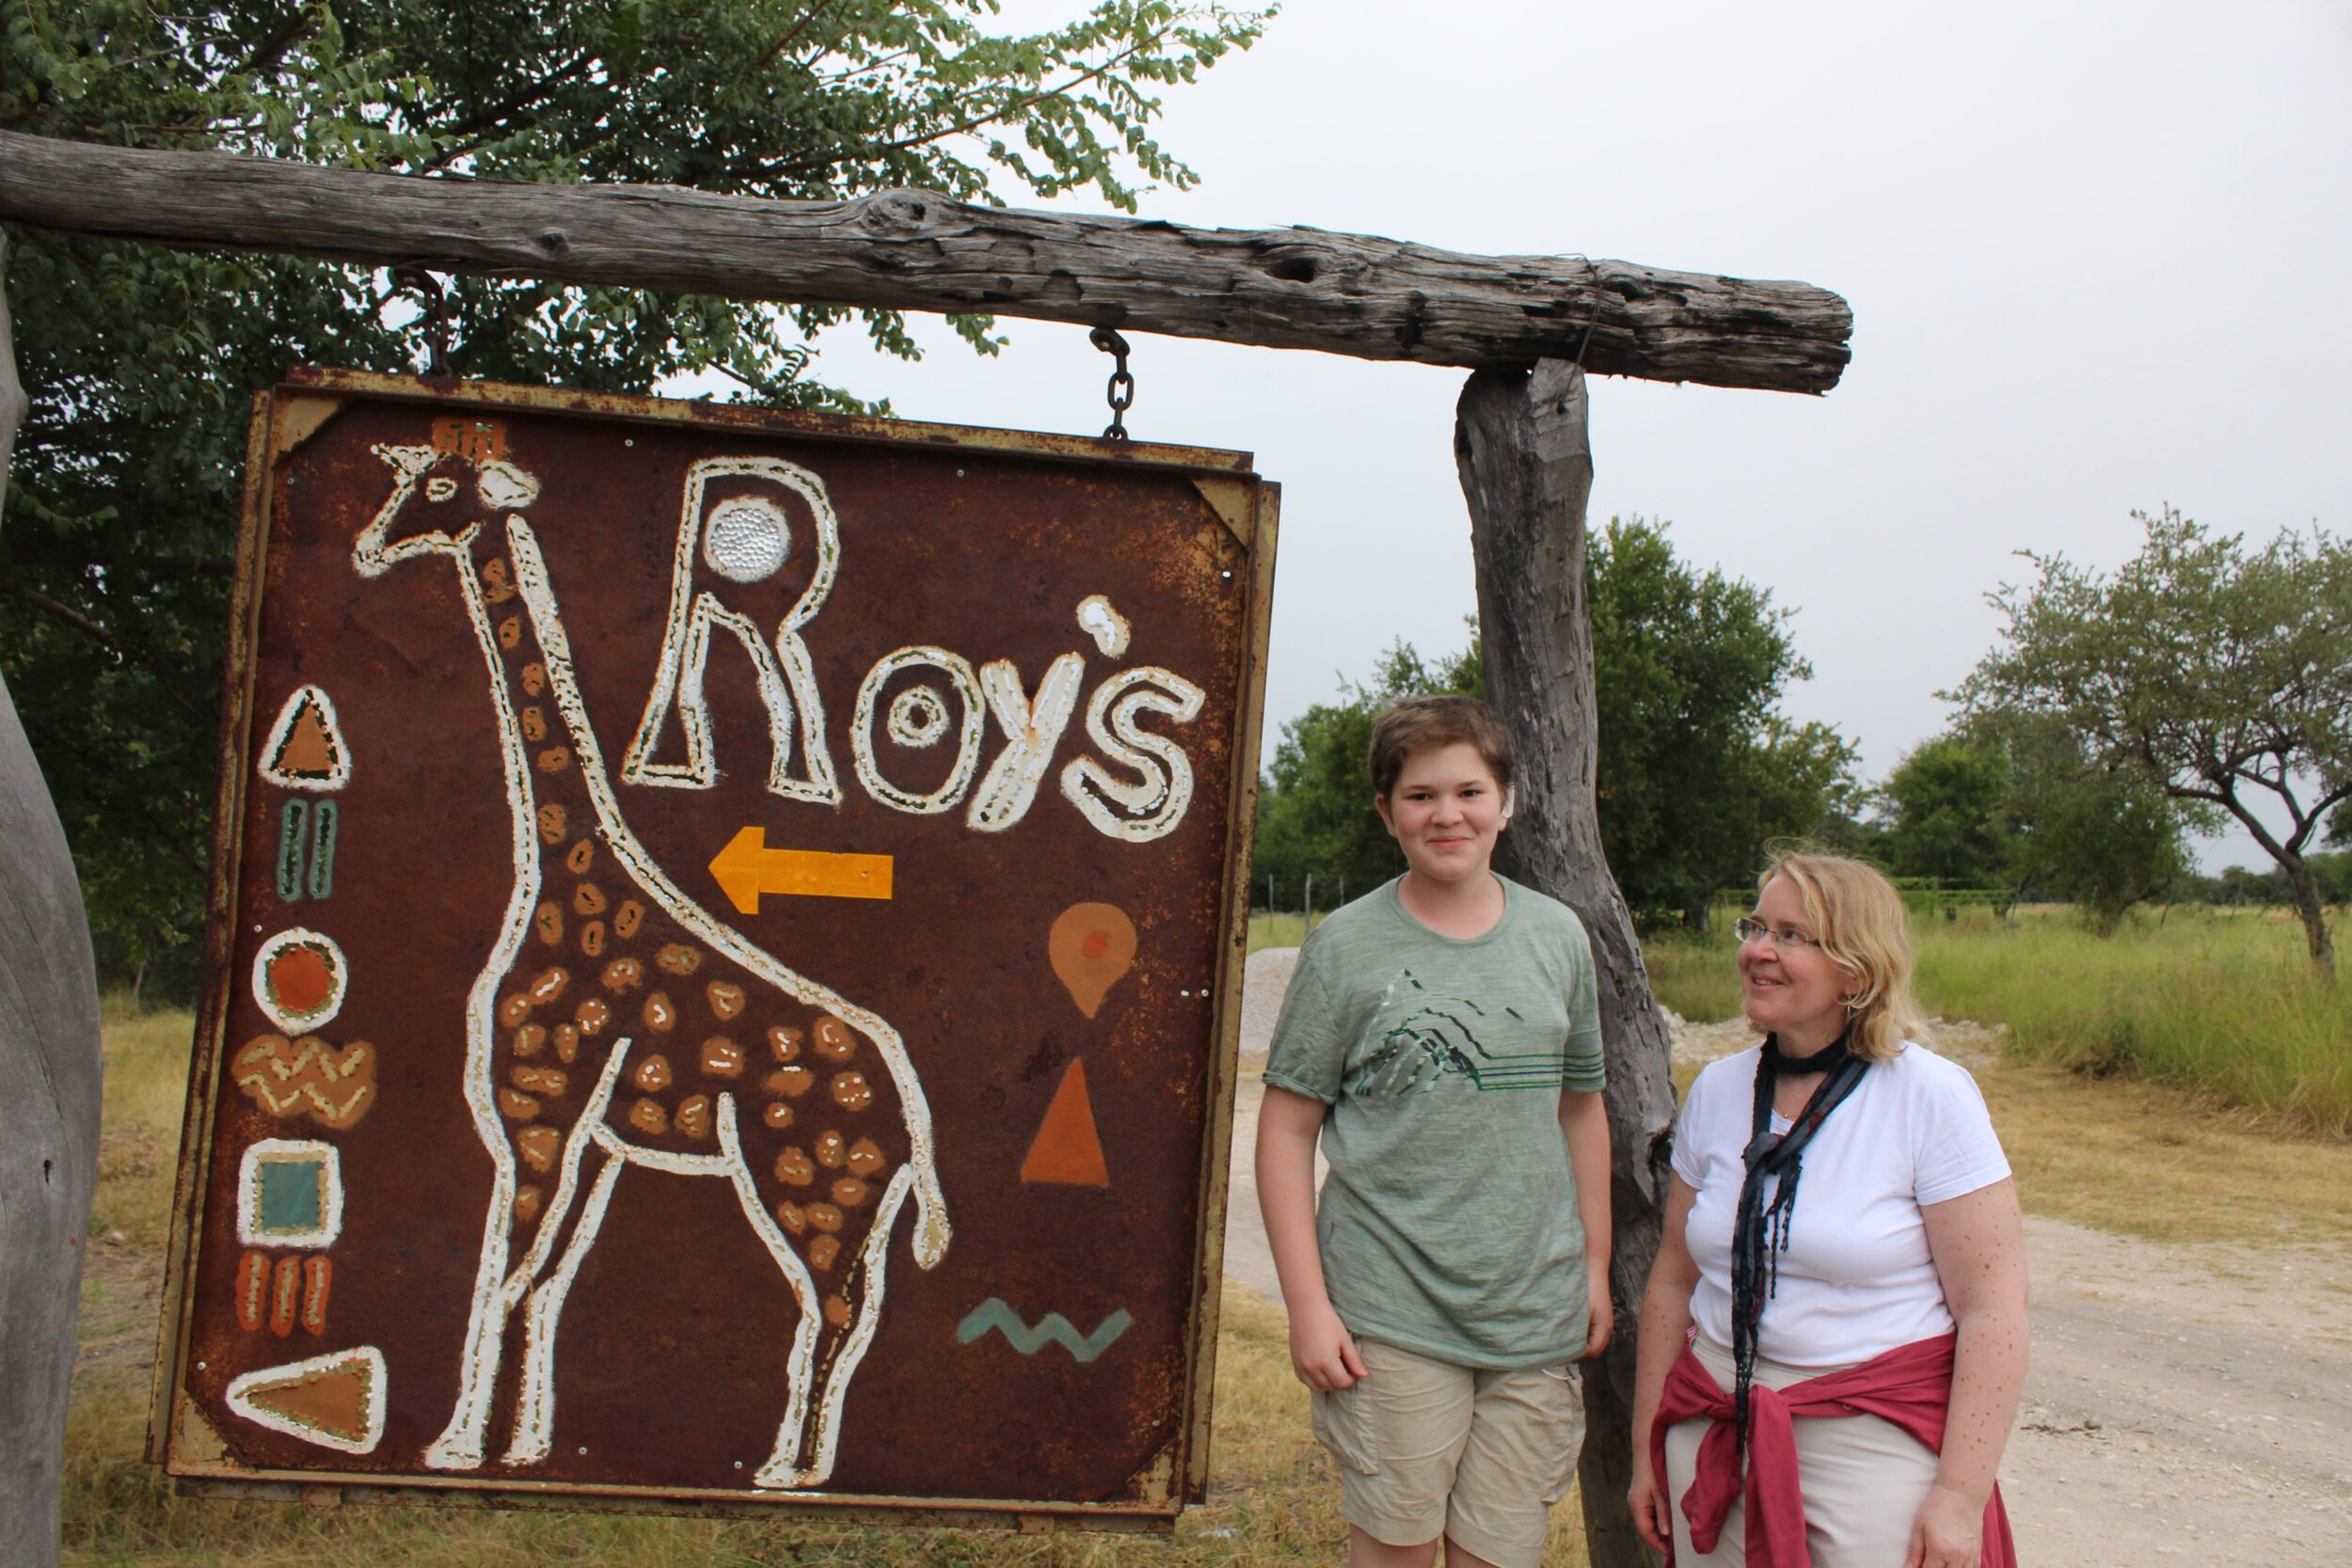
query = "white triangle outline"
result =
(224, 1345, 387, 1453)
(258, 684, 353, 793)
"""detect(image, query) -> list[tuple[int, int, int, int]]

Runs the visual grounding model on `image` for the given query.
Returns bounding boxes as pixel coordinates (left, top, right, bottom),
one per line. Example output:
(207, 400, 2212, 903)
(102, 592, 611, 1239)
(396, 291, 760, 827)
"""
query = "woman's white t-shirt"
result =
(1671, 1040, 2010, 1369)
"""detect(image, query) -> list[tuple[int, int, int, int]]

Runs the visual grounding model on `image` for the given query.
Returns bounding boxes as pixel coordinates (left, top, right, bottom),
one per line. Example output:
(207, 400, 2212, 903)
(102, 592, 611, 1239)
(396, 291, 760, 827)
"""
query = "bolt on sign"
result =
(153, 368, 1277, 1528)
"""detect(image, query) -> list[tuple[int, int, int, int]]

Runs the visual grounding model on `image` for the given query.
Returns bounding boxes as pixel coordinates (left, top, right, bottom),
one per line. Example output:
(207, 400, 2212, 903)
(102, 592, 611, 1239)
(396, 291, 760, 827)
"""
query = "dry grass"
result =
(1964, 1056, 2352, 1250)
(63, 1002, 1588, 1566)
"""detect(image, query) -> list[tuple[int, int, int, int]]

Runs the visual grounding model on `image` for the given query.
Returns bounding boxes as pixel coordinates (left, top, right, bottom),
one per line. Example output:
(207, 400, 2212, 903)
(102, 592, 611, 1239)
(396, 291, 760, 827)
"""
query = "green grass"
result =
(1244, 911, 1328, 954)
(64, 1000, 1589, 1566)
(1644, 905, 2352, 1135)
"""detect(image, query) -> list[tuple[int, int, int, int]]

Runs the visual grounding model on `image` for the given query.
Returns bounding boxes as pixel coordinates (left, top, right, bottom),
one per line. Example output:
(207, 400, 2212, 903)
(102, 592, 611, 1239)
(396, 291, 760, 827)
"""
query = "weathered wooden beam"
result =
(0, 228, 105, 1568)
(0, 131, 1851, 393)
(1457, 360, 1679, 1568)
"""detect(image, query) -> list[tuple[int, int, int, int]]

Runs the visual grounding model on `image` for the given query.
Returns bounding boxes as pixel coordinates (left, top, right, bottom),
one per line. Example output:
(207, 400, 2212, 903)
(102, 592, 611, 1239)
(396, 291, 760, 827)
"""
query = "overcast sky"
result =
(744, 0, 2352, 872)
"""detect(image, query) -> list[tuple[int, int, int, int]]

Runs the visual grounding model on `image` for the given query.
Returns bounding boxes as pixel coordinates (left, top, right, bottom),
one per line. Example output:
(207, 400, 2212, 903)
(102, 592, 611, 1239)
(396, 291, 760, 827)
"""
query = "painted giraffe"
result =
(351, 436, 948, 1488)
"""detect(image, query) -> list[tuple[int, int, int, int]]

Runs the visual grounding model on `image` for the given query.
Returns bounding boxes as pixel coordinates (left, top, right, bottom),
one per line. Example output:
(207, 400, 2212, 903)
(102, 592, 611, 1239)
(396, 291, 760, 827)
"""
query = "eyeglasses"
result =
(1734, 917, 1821, 951)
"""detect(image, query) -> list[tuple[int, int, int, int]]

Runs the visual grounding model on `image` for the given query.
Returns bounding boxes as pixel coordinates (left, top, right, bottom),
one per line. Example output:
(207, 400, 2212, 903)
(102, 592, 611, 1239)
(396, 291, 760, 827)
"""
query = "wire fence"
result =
(1248, 872, 1348, 950)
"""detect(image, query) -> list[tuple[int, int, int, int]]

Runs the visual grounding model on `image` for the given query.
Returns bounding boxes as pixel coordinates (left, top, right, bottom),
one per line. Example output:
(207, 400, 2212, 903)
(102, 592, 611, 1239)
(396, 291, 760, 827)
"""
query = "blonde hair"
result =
(1756, 851, 1926, 1062)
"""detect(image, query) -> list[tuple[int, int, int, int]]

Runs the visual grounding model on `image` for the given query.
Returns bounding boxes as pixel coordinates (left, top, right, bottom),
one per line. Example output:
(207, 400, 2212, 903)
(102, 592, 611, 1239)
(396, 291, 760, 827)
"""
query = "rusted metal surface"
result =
(154, 372, 1277, 1526)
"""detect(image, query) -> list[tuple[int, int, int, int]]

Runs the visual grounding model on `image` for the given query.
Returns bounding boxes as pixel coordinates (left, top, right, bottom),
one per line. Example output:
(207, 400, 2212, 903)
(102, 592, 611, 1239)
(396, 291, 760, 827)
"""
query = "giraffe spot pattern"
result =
(474, 551, 908, 1338)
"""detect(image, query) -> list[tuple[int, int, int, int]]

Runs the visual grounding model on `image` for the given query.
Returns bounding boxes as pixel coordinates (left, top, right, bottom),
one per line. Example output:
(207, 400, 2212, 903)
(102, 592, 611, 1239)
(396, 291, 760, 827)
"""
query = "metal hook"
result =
(392, 265, 453, 378)
(1089, 325, 1134, 441)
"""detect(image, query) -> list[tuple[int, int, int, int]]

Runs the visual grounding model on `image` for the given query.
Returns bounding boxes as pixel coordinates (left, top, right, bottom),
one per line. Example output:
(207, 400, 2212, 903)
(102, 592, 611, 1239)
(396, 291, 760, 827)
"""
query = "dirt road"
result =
(1224, 949, 2352, 1566)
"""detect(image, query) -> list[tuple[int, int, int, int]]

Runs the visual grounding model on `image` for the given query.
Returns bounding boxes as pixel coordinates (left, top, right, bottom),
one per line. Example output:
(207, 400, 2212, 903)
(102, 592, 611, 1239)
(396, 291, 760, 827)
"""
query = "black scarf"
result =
(1728, 1031, 1871, 1454)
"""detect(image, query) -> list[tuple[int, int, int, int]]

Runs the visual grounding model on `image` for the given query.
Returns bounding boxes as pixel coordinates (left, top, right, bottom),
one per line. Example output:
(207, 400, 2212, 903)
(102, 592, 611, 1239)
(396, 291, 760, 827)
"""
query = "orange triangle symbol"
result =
(278, 704, 336, 775)
(1020, 1058, 1109, 1187)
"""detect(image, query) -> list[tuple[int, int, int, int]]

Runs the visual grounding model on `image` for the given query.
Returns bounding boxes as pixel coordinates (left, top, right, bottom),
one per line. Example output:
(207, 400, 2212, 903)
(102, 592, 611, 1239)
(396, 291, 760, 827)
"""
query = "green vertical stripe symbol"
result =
(308, 800, 338, 899)
(276, 801, 309, 901)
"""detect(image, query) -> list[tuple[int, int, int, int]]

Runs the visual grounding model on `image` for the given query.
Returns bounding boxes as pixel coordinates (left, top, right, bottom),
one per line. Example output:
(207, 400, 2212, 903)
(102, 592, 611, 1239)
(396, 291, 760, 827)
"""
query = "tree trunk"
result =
(0, 130, 1851, 395)
(1456, 361, 1677, 1568)
(0, 230, 105, 1568)
(2283, 857, 2336, 980)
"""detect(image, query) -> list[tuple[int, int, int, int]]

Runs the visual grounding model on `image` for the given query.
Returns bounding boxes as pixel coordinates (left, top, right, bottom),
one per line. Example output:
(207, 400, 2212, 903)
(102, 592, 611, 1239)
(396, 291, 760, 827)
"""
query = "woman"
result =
(1628, 852, 2028, 1568)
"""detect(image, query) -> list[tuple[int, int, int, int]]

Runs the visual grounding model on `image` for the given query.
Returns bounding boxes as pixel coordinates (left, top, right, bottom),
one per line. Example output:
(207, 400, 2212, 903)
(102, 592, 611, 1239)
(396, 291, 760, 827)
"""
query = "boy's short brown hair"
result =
(1367, 695, 1517, 800)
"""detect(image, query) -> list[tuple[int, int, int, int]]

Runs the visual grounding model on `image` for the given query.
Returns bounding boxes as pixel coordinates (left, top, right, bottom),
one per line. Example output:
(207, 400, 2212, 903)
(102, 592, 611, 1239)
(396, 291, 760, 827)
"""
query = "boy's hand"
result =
(1581, 1268, 1613, 1358)
(1289, 1302, 1369, 1391)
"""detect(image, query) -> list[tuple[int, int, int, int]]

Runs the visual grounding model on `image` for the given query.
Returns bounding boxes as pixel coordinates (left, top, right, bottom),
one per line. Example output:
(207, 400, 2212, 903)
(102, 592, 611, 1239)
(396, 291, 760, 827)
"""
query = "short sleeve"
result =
(1560, 919, 1606, 1094)
(1262, 944, 1345, 1104)
(1669, 1061, 1716, 1189)
(1911, 1058, 2011, 1206)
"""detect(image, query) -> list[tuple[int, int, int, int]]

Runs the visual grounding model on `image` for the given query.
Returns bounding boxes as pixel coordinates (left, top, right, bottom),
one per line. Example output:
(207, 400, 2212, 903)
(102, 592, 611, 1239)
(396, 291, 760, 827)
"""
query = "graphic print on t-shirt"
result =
(1349, 969, 1569, 1096)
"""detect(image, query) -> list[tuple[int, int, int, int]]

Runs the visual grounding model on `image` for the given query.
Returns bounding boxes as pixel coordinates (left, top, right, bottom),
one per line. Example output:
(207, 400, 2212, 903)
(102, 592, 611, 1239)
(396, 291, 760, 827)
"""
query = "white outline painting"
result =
(250, 927, 349, 1035)
(257, 684, 353, 792)
(622, 456, 843, 803)
(227, 1346, 388, 1454)
(236, 1138, 344, 1248)
(1059, 667, 1206, 842)
(349, 438, 949, 1491)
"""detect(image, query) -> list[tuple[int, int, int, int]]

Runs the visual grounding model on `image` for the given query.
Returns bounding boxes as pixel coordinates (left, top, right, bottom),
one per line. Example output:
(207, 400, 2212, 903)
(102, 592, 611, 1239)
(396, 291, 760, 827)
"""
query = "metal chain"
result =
(392, 264, 453, 378)
(1089, 325, 1135, 440)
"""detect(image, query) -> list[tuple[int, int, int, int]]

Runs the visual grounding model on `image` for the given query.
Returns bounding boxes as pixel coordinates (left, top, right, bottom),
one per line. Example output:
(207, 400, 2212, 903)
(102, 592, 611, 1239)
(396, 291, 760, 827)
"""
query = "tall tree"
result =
(0, 0, 1266, 993)
(1251, 518, 1857, 929)
(1986, 711, 2200, 933)
(1879, 735, 2015, 887)
(1587, 516, 1857, 927)
(1961, 507, 2352, 975)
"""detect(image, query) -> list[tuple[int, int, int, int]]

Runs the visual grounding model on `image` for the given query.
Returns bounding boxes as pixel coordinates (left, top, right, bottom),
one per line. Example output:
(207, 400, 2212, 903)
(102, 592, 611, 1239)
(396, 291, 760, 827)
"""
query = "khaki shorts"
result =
(1310, 1337, 1585, 1568)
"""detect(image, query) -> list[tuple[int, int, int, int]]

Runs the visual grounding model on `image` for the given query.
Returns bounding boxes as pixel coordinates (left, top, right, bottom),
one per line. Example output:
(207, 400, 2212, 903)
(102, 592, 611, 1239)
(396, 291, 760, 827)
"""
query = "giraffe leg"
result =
(422, 1196, 516, 1468)
(428, 1026, 631, 1470)
(712, 1094, 826, 1489)
(503, 1142, 625, 1465)
(788, 1164, 916, 1488)
(424, 1024, 529, 1471)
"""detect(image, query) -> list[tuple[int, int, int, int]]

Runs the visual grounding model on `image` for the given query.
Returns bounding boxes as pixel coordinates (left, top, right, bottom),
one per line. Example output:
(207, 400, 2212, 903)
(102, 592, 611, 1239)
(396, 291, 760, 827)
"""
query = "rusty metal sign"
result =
(152, 369, 1277, 1528)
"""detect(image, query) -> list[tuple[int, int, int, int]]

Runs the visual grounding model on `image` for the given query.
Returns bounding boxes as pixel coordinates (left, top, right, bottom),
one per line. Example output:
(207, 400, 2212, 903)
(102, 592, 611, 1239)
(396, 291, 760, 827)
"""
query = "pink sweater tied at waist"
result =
(1647, 1330, 2015, 1568)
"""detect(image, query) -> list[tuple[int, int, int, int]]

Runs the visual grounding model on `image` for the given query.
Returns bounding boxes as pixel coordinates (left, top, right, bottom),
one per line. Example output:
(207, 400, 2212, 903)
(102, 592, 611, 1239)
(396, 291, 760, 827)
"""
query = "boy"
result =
(1257, 694, 1612, 1568)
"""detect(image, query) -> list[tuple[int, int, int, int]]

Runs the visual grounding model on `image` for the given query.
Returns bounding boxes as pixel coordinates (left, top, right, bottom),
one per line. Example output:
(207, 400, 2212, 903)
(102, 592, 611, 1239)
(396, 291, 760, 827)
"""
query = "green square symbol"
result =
(257, 1158, 326, 1236)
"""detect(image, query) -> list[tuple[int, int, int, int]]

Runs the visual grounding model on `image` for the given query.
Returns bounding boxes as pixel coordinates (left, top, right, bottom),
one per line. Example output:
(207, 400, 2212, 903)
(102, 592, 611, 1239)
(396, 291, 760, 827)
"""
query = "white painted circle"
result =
(251, 927, 349, 1035)
(851, 647, 985, 815)
(702, 497, 790, 583)
(886, 686, 950, 748)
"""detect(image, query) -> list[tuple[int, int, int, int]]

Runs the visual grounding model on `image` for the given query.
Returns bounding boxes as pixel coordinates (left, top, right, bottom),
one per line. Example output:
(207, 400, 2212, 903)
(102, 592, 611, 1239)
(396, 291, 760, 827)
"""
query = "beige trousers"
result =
(1662, 1335, 1942, 1568)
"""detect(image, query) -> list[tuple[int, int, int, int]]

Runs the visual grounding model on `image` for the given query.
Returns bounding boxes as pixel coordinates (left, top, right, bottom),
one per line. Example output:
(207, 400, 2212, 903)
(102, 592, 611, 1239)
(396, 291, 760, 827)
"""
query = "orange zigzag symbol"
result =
(233, 1034, 377, 1129)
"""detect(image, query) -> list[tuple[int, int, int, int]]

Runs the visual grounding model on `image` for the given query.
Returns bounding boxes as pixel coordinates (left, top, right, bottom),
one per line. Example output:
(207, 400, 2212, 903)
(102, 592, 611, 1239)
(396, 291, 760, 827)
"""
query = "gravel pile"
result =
(1238, 946, 1297, 1063)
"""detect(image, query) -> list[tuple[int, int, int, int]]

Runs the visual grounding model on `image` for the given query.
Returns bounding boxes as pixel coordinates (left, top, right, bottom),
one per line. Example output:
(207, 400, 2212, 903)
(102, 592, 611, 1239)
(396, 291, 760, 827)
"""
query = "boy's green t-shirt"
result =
(1263, 875, 1606, 1369)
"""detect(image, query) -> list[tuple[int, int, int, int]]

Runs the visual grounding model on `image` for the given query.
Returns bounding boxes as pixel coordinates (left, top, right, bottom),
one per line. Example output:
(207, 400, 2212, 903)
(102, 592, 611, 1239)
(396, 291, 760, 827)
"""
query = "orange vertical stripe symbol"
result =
(1019, 1059, 1109, 1187)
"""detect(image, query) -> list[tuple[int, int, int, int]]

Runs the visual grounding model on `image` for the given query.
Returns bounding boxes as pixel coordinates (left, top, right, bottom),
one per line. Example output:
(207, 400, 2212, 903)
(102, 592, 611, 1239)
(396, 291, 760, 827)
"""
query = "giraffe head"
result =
(354, 431, 542, 578)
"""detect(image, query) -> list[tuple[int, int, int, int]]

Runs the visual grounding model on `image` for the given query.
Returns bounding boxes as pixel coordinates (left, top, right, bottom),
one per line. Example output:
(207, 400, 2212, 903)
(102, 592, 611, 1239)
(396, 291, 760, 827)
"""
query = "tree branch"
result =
(757, 0, 844, 76)
(817, 26, 1169, 170)
(6, 585, 212, 720)
(9, 585, 113, 645)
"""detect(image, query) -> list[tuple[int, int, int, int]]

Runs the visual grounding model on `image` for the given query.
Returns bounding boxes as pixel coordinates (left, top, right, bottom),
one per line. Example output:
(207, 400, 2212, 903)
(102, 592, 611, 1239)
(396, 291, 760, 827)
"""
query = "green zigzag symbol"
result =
(956, 1298, 1135, 1363)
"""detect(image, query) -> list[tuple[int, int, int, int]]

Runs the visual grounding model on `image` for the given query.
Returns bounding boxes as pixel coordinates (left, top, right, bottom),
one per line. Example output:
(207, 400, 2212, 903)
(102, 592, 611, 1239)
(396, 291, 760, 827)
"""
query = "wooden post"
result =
(0, 230, 106, 1568)
(0, 131, 1852, 395)
(1456, 360, 1677, 1568)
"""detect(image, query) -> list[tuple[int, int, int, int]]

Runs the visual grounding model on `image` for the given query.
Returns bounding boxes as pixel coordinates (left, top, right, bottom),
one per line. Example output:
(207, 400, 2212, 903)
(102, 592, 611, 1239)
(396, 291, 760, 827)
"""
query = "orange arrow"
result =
(708, 827, 894, 913)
